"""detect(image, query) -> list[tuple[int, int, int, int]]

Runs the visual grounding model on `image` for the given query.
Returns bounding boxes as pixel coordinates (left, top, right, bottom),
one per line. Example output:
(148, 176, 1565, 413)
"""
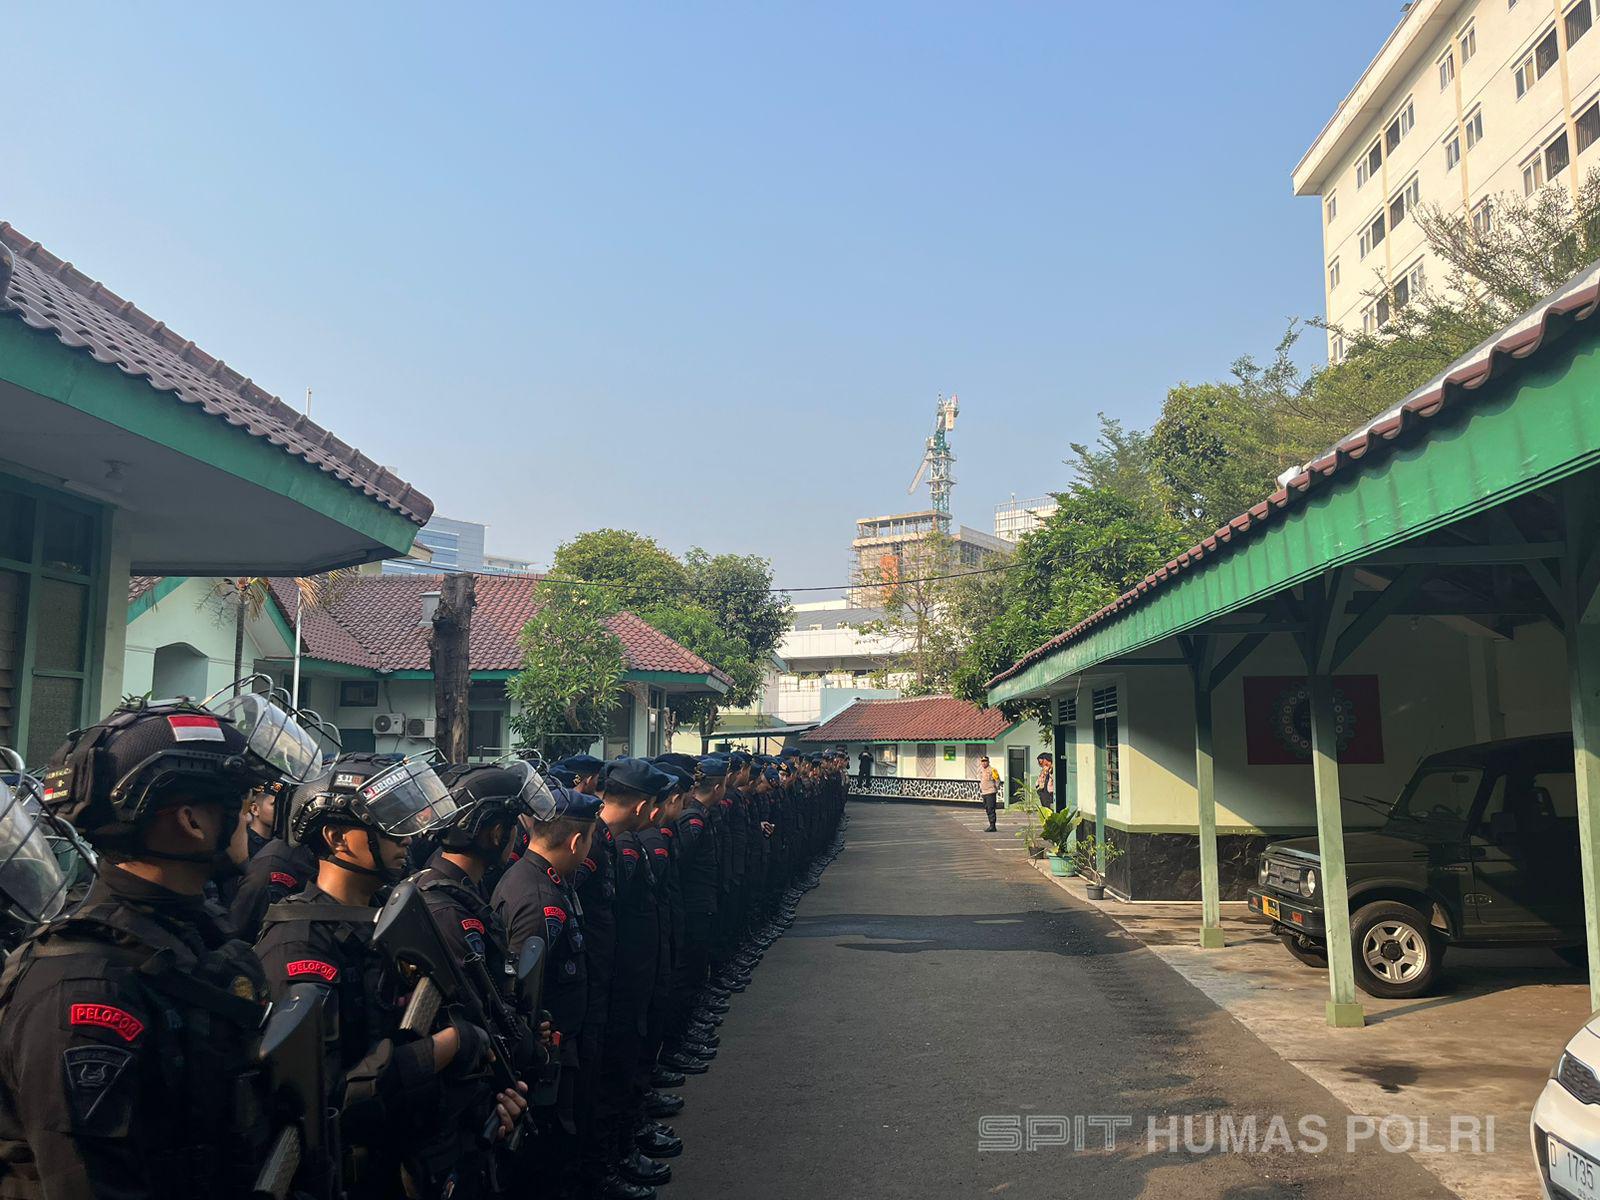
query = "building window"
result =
(1524, 153, 1545, 195)
(1363, 295, 1392, 334)
(1445, 132, 1461, 170)
(1465, 107, 1484, 149)
(1330, 332, 1346, 364)
(1472, 198, 1495, 234)
(1579, 99, 1600, 154)
(1516, 53, 1536, 97)
(1328, 258, 1341, 291)
(1460, 22, 1477, 63)
(1092, 686, 1119, 807)
(1568, 0, 1593, 47)
(1359, 211, 1386, 259)
(1548, 129, 1572, 179)
(1389, 176, 1419, 228)
(0, 476, 101, 767)
(1325, 192, 1337, 224)
(1439, 51, 1455, 90)
(1394, 260, 1425, 309)
(339, 680, 379, 707)
(1539, 25, 1562, 75)
(1357, 139, 1382, 188)
(1385, 99, 1415, 153)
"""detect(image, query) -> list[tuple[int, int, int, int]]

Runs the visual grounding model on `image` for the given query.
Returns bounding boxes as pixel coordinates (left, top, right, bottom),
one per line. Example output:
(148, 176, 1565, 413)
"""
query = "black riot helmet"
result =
(436, 759, 558, 853)
(36, 696, 302, 847)
(286, 751, 459, 882)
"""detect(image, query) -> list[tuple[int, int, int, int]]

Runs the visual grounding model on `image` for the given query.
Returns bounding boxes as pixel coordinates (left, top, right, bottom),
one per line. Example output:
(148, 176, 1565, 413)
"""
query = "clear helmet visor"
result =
(207, 688, 324, 784)
(356, 755, 459, 837)
(0, 775, 76, 924)
(493, 756, 559, 822)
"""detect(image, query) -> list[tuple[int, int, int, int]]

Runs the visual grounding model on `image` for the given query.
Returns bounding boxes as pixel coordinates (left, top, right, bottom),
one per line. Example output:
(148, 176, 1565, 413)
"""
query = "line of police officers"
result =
(0, 693, 847, 1199)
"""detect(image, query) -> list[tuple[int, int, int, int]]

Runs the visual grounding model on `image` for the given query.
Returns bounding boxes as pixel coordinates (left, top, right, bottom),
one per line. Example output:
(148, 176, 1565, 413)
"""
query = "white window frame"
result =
(1460, 22, 1477, 63)
(1386, 98, 1416, 152)
(1328, 258, 1341, 291)
(1524, 150, 1547, 194)
(1330, 332, 1345, 364)
(1439, 50, 1455, 90)
(1326, 191, 1337, 224)
(1444, 131, 1461, 170)
(1566, 0, 1593, 47)
(1472, 198, 1494, 234)
(1465, 107, 1484, 149)
(1516, 52, 1537, 98)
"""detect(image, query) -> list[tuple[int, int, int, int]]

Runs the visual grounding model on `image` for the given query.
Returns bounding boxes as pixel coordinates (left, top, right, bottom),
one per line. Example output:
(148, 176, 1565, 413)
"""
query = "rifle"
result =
(252, 982, 337, 1200)
(371, 881, 543, 1149)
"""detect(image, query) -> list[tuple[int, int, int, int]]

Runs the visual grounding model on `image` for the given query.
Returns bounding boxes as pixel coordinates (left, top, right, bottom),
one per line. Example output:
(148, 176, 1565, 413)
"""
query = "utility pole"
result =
(431, 573, 475, 761)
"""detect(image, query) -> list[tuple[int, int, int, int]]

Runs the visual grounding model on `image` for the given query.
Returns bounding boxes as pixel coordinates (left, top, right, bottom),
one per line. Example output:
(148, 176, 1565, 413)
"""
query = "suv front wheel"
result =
(1350, 901, 1443, 998)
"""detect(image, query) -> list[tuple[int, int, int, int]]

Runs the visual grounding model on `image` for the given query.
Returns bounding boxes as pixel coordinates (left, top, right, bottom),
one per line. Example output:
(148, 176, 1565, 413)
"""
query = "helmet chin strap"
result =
(325, 827, 400, 885)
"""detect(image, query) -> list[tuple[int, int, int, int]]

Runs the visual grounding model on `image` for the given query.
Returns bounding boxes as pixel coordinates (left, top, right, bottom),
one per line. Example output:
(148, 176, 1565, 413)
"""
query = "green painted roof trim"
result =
(0, 318, 421, 557)
(990, 333, 1600, 703)
(624, 669, 730, 695)
(126, 577, 183, 622)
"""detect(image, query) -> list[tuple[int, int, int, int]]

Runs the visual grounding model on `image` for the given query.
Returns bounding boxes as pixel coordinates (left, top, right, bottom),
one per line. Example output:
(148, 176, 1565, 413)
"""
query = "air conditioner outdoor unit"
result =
(405, 716, 436, 740)
(372, 712, 405, 736)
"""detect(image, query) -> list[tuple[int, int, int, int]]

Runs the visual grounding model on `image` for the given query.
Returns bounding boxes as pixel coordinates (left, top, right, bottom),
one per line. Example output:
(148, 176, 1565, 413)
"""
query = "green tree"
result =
(507, 585, 627, 756)
(951, 487, 1185, 707)
(548, 528, 691, 614)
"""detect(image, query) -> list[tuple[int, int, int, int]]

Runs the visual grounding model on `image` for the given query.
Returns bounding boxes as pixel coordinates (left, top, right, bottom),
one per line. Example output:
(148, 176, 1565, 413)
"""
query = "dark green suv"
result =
(1247, 734, 1585, 998)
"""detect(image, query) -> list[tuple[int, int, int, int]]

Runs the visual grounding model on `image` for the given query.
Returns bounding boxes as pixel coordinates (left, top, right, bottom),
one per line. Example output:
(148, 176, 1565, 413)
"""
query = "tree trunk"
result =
(233, 580, 247, 695)
(431, 574, 475, 761)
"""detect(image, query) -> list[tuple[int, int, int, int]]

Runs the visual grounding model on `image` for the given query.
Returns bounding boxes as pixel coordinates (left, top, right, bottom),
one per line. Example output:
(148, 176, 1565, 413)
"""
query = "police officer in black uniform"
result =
(0, 696, 303, 1199)
(255, 751, 510, 1200)
(411, 759, 551, 1197)
(491, 785, 600, 1200)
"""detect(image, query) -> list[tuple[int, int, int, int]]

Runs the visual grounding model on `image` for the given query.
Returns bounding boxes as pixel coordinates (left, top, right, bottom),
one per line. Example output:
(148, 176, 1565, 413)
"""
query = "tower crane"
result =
(907, 393, 959, 529)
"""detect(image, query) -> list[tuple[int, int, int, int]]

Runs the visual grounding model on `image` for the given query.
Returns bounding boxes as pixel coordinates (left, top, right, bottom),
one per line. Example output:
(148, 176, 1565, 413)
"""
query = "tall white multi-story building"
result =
(993, 495, 1059, 543)
(1295, 0, 1600, 362)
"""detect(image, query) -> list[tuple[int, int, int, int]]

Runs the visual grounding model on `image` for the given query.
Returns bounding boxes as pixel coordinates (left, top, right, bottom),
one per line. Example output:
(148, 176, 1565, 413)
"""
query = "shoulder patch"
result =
(286, 959, 340, 982)
(621, 847, 640, 860)
(461, 918, 486, 935)
(269, 871, 299, 888)
(582, 857, 597, 873)
(63, 1045, 134, 1127)
(689, 818, 704, 829)
(652, 847, 669, 858)
(69, 1003, 144, 1043)
(661, 826, 675, 839)
(543, 905, 567, 923)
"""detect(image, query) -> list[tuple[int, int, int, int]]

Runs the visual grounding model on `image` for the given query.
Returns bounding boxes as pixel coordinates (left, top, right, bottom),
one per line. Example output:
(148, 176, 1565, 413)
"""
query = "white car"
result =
(1533, 1014, 1600, 1199)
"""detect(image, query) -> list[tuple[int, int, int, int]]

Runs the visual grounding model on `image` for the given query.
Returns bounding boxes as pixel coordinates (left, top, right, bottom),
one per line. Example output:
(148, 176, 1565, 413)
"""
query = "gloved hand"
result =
(445, 1010, 493, 1078)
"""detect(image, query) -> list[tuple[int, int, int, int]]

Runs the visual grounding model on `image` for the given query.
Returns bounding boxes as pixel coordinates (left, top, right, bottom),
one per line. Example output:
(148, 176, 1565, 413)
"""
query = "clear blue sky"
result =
(4, 2, 1404, 589)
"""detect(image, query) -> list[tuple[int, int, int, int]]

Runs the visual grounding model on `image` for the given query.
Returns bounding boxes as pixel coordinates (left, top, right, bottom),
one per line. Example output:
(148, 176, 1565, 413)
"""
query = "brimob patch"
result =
(63, 1045, 133, 1126)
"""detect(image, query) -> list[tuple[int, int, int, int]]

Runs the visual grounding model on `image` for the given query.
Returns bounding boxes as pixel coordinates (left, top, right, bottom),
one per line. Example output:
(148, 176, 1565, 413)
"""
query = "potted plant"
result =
(1070, 833, 1125, 900)
(1013, 793, 1046, 858)
(1041, 809, 1084, 876)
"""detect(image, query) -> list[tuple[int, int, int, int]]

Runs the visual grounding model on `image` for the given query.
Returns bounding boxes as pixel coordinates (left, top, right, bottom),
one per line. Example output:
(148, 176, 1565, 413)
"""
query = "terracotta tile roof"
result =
(0, 222, 432, 527)
(800, 696, 1011, 743)
(267, 573, 732, 684)
(128, 576, 163, 604)
(988, 260, 1600, 689)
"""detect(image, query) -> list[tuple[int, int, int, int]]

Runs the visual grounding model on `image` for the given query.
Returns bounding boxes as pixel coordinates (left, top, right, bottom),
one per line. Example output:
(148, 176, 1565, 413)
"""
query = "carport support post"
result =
(1562, 478, 1600, 1011)
(1193, 681, 1224, 948)
(1299, 570, 1364, 1029)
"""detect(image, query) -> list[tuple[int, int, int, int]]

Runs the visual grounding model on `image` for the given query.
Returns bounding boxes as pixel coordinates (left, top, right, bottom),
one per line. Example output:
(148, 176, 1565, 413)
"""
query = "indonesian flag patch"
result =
(167, 714, 225, 742)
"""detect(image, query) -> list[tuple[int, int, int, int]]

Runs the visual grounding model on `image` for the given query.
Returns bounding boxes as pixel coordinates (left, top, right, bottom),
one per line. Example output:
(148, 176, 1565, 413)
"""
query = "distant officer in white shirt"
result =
(976, 755, 1002, 832)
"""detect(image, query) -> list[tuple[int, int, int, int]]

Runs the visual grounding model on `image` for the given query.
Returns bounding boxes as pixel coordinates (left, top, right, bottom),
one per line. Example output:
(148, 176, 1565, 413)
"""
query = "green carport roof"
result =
(989, 261, 1600, 704)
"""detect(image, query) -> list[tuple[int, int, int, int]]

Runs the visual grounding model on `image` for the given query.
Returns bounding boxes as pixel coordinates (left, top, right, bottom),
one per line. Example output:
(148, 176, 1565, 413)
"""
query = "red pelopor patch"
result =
(652, 847, 669, 858)
(286, 959, 339, 982)
(662, 827, 675, 839)
(269, 872, 299, 888)
(543, 906, 567, 924)
(621, 848, 639, 859)
(688, 818, 704, 829)
(461, 918, 485, 934)
(69, 1003, 144, 1043)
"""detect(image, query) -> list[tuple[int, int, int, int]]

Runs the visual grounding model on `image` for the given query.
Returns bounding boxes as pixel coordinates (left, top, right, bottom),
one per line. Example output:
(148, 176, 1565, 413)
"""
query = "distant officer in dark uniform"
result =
(227, 824, 316, 942)
(411, 759, 550, 1197)
(593, 759, 675, 1198)
(491, 785, 600, 1200)
(255, 752, 510, 1200)
(637, 764, 689, 1127)
(662, 757, 724, 1069)
(0, 696, 313, 1199)
(557, 755, 604, 797)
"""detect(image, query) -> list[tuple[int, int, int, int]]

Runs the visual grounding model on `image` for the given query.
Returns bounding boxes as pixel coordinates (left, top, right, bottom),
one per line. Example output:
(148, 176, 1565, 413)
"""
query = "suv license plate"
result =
(1261, 896, 1280, 920)
(1550, 1134, 1600, 1200)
